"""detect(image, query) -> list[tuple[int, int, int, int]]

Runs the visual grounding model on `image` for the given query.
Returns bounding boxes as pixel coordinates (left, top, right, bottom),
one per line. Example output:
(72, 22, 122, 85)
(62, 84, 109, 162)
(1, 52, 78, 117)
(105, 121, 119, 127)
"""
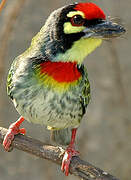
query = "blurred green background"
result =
(0, 0, 130, 180)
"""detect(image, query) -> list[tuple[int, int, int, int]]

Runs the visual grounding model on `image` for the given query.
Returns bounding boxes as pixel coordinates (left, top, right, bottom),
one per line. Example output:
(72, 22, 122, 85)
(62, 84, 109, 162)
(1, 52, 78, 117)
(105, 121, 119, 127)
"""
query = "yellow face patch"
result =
(64, 22, 85, 34)
(64, 10, 85, 34)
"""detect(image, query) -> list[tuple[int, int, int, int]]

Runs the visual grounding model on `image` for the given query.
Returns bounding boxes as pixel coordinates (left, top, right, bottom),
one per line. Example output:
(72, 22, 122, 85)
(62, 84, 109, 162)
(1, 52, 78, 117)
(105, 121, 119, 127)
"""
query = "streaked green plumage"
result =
(7, 5, 92, 134)
(7, 55, 90, 145)
(7, 53, 90, 126)
(6, 4, 103, 145)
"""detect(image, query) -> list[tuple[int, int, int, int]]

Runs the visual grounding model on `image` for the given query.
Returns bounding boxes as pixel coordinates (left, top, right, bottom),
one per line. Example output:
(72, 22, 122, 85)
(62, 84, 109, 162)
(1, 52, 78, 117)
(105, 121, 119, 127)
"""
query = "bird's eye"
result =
(70, 15, 84, 26)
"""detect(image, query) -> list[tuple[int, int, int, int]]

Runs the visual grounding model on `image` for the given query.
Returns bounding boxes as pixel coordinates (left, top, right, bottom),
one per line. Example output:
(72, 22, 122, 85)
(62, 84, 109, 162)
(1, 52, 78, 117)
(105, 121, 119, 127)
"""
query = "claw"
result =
(19, 128, 26, 135)
(3, 117, 25, 151)
(61, 128, 79, 176)
(61, 147, 79, 176)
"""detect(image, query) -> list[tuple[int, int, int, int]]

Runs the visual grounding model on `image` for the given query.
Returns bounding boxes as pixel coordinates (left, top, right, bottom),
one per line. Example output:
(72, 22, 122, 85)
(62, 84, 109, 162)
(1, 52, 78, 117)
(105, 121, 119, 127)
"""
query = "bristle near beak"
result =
(83, 19, 126, 39)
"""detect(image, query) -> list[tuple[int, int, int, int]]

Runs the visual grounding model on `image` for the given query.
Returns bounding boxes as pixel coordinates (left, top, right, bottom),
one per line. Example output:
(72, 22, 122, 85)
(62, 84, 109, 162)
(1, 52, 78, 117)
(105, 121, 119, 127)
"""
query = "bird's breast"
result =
(35, 61, 82, 92)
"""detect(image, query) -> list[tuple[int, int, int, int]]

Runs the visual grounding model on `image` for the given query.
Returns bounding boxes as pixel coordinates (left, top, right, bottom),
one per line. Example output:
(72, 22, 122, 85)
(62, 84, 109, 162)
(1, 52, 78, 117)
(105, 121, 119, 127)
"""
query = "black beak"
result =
(83, 19, 126, 39)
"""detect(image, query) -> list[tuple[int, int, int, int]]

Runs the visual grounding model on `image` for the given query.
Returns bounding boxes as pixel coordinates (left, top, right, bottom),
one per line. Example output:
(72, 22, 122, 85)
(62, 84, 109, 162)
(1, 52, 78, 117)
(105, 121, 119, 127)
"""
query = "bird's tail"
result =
(50, 128, 71, 146)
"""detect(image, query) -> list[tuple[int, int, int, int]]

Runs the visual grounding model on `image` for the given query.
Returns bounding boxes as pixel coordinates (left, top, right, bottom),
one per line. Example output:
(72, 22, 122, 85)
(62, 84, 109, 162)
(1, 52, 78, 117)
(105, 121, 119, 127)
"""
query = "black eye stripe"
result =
(65, 17, 104, 26)
(64, 16, 84, 22)
(84, 19, 104, 27)
(64, 14, 104, 27)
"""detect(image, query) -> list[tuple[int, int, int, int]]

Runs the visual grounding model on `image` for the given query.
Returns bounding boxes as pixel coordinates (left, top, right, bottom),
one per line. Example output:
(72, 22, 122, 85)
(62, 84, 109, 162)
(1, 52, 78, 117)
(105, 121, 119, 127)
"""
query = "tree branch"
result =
(0, 127, 119, 180)
(0, 0, 7, 12)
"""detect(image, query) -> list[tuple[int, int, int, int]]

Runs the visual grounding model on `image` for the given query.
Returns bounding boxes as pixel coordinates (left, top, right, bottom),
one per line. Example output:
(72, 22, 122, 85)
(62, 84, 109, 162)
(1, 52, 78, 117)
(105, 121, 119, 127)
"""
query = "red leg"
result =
(3, 116, 26, 151)
(61, 128, 79, 176)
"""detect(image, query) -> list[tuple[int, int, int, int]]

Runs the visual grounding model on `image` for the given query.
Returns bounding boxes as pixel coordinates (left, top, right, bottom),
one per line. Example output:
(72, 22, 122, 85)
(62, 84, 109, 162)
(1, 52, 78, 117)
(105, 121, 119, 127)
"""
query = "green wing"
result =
(7, 57, 20, 99)
(80, 65, 91, 114)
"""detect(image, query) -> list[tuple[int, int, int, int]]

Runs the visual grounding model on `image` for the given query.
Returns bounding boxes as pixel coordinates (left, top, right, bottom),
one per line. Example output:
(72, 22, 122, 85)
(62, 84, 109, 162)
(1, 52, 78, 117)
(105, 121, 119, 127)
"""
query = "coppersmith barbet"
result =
(3, 2, 125, 176)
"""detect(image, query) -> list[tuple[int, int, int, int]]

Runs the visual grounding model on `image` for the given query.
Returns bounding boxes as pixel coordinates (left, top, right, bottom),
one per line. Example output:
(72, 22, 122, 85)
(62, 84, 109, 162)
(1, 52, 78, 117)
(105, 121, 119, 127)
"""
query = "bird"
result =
(3, 2, 125, 176)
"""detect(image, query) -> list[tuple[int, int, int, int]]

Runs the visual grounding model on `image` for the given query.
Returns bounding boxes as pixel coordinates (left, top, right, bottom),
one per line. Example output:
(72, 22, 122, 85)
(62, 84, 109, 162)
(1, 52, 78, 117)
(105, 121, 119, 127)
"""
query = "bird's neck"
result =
(53, 38, 102, 64)
(23, 25, 102, 64)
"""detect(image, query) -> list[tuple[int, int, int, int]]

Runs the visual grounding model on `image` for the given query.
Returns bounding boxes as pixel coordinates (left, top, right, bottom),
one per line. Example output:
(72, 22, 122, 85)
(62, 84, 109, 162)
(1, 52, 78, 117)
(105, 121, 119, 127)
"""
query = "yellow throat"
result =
(54, 38, 102, 64)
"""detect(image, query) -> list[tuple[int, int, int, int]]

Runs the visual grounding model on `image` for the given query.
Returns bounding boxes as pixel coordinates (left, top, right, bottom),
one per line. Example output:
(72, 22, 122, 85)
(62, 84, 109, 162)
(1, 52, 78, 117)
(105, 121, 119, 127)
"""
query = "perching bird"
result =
(3, 2, 125, 176)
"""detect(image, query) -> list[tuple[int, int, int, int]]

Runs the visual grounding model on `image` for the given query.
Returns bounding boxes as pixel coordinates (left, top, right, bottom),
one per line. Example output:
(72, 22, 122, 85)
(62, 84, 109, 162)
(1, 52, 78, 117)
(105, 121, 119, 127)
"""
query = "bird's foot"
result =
(61, 146, 79, 176)
(3, 117, 25, 151)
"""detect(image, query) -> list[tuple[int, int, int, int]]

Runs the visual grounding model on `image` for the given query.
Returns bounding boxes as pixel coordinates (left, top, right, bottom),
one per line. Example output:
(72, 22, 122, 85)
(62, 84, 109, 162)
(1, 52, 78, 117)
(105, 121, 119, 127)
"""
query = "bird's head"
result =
(31, 2, 125, 64)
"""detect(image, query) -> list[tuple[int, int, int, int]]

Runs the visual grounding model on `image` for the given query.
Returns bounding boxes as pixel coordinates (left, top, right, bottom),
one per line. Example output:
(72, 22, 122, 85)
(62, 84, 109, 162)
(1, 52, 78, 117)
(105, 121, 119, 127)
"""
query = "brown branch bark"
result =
(0, 127, 119, 180)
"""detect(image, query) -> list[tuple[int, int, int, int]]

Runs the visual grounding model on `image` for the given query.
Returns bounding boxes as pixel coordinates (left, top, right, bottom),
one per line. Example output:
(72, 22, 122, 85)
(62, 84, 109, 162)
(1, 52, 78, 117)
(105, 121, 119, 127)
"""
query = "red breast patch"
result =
(40, 61, 81, 83)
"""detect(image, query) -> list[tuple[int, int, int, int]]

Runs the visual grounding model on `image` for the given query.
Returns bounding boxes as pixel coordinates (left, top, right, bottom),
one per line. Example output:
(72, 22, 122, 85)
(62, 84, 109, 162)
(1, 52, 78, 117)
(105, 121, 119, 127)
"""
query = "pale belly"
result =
(13, 84, 84, 129)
